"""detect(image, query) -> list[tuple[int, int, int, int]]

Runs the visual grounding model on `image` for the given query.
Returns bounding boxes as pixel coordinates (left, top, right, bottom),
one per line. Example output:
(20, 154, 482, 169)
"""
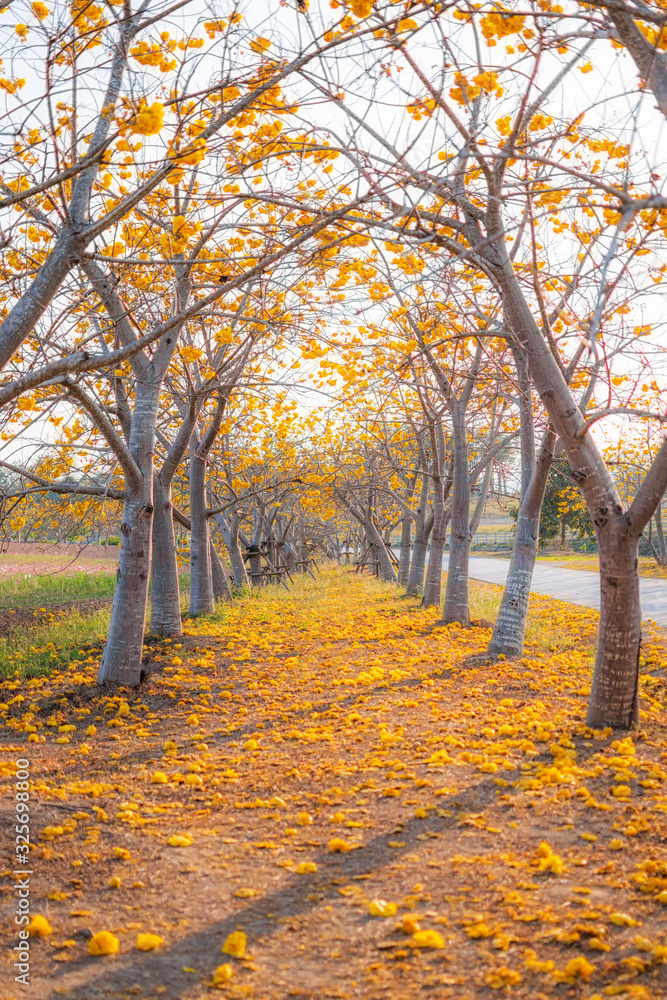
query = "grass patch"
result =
(0, 570, 221, 678)
(0, 569, 117, 609)
(0, 607, 112, 681)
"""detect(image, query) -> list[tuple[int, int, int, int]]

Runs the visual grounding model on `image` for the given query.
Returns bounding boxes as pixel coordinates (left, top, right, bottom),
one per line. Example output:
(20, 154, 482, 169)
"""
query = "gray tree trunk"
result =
(442, 407, 471, 624)
(422, 421, 449, 608)
(337, 491, 397, 583)
(469, 462, 493, 540)
(189, 453, 214, 615)
(497, 259, 667, 727)
(654, 504, 667, 566)
(422, 509, 450, 608)
(366, 518, 397, 582)
(150, 475, 182, 636)
(247, 507, 264, 585)
(210, 541, 233, 602)
(215, 512, 249, 587)
(588, 534, 642, 728)
(398, 514, 412, 585)
(149, 394, 198, 636)
(406, 473, 432, 597)
(487, 430, 555, 658)
(98, 384, 158, 684)
(406, 517, 433, 596)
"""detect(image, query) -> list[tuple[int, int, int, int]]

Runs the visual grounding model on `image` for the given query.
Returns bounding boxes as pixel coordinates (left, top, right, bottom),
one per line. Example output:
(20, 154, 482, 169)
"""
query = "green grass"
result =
(0, 571, 211, 679)
(0, 608, 112, 681)
(0, 567, 204, 612)
(0, 570, 118, 609)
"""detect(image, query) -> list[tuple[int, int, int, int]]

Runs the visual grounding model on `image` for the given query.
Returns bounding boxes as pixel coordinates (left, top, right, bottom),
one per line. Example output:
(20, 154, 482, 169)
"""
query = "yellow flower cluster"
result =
(132, 102, 164, 136)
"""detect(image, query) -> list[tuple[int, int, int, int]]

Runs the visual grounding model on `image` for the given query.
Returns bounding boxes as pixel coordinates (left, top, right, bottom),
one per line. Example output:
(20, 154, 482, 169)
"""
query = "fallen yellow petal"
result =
(167, 834, 193, 847)
(413, 929, 445, 949)
(221, 930, 246, 958)
(27, 915, 52, 937)
(136, 933, 163, 951)
(89, 931, 119, 956)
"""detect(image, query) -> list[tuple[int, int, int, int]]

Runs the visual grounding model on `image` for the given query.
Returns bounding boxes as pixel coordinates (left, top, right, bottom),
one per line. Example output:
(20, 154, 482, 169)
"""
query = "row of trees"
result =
(2, 0, 667, 729)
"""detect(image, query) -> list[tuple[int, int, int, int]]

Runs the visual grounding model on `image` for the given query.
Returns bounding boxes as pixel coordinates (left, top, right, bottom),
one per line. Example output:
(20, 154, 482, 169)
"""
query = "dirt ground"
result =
(0, 570, 666, 1000)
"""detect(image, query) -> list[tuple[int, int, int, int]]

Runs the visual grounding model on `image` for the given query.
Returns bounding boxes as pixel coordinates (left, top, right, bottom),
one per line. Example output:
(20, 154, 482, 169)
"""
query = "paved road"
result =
(442, 555, 667, 627)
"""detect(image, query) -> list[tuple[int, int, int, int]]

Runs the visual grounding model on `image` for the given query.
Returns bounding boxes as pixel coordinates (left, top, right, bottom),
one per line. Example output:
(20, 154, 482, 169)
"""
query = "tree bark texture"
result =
(442, 407, 471, 624)
(398, 514, 412, 586)
(150, 475, 182, 636)
(422, 508, 450, 608)
(215, 512, 250, 587)
(654, 504, 667, 566)
(496, 259, 667, 727)
(189, 453, 214, 615)
(406, 473, 432, 597)
(210, 541, 233, 602)
(587, 536, 641, 729)
(98, 384, 158, 684)
(487, 429, 555, 659)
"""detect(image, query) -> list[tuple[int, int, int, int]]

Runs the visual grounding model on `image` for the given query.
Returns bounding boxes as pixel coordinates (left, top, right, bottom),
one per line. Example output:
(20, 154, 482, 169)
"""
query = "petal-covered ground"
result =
(1, 568, 666, 1000)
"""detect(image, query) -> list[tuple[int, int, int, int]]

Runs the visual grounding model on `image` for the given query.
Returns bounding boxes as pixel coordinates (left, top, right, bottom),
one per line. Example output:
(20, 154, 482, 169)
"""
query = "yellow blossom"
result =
(136, 933, 163, 951)
(413, 929, 445, 949)
(328, 838, 353, 852)
(27, 915, 52, 936)
(89, 931, 119, 956)
(132, 102, 164, 136)
(221, 930, 246, 958)
(213, 964, 233, 985)
(369, 899, 397, 917)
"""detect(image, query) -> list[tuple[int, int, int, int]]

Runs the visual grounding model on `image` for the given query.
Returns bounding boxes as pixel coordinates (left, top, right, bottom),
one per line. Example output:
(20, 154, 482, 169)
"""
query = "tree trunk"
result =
(246, 547, 263, 585)
(654, 504, 667, 566)
(189, 453, 214, 615)
(210, 540, 233, 602)
(149, 474, 182, 636)
(469, 462, 493, 539)
(398, 514, 412, 585)
(487, 430, 555, 659)
(98, 384, 158, 685)
(422, 421, 449, 608)
(442, 408, 471, 624)
(247, 507, 264, 585)
(586, 533, 641, 729)
(422, 509, 450, 607)
(497, 259, 655, 727)
(406, 473, 431, 597)
(365, 518, 397, 582)
(406, 515, 433, 597)
(215, 512, 249, 588)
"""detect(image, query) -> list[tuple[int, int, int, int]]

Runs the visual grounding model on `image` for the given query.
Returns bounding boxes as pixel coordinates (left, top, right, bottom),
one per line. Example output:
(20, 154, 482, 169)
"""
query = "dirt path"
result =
(1, 570, 666, 1000)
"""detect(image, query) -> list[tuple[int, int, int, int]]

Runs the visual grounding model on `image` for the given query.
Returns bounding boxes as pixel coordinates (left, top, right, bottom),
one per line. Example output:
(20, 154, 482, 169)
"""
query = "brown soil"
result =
(0, 571, 666, 1000)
